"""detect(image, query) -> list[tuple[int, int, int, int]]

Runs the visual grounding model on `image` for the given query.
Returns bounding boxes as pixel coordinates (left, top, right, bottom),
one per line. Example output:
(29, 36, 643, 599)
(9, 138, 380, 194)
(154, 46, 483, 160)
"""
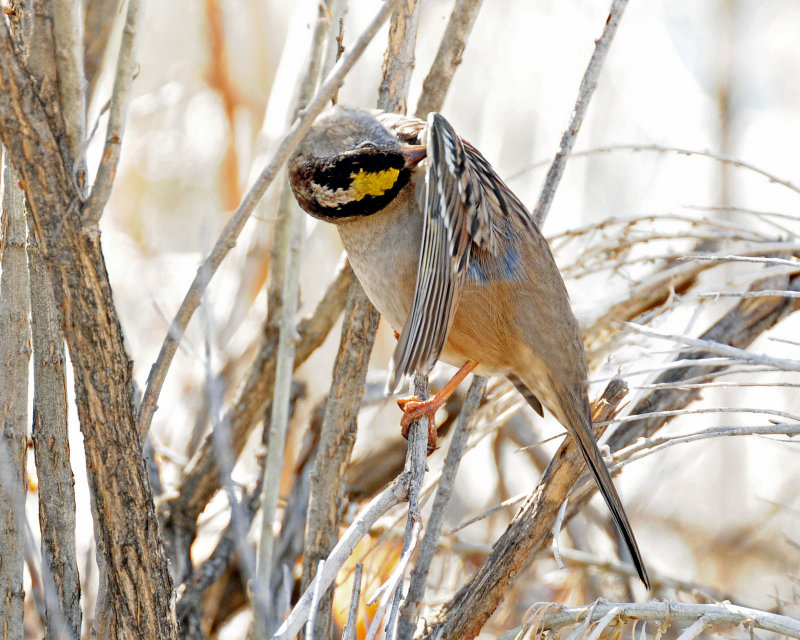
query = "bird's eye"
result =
(358, 141, 378, 151)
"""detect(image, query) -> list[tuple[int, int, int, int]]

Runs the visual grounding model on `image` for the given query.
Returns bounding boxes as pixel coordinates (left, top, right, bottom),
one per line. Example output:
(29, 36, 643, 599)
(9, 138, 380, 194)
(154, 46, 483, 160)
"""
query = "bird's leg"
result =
(397, 360, 479, 449)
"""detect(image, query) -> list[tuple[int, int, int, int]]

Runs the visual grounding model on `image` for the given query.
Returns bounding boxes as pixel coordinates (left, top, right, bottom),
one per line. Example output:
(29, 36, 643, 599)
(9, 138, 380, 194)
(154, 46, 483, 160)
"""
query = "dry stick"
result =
(625, 321, 800, 373)
(414, 0, 484, 118)
(28, 229, 82, 638)
(378, 0, 423, 114)
(396, 376, 487, 639)
(342, 563, 363, 640)
(299, 275, 379, 637)
(82, 0, 118, 101)
(52, 0, 86, 171)
(273, 474, 410, 640)
(0, 161, 31, 640)
(567, 144, 800, 198)
(137, 0, 403, 440)
(254, 2, 329, 633)
(531, 0, 629, 229)
(520, 601, 800, 639)
(384, 375, 430, 639)
(82, 0, 139, 224)
(612, 424, 800, 473)
(169, 259, 352, 531)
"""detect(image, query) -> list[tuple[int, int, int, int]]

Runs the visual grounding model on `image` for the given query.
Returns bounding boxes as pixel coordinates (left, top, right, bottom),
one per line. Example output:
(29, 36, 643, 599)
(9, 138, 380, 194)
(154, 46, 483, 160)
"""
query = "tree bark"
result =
(0, 19, 178, 640)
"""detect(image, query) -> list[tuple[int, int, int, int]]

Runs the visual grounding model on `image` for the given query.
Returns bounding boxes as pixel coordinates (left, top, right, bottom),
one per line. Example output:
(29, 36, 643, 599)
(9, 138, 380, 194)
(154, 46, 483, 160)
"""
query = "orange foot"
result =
(395, 360, 479, 454)
(397, 395, 442, 451)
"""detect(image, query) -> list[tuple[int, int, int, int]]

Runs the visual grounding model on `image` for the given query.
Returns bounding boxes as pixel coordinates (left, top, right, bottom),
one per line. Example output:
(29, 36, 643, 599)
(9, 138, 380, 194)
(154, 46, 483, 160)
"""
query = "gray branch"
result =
(0, 160, 31, 640)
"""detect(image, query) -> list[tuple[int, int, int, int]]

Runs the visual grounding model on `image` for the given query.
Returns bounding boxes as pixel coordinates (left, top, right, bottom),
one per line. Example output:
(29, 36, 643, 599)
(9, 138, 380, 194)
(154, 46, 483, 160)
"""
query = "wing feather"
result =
(387, 112, 536, 391)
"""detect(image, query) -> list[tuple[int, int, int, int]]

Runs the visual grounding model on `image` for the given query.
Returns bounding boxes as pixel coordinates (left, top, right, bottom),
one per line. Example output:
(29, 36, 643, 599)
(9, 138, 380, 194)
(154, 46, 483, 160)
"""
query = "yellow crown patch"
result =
(350, 168, 400, 200)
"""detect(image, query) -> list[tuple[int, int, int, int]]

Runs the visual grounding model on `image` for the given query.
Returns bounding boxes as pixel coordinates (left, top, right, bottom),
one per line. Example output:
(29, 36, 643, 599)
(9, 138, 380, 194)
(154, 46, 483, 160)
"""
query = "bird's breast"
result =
(336, 182, 422, 332)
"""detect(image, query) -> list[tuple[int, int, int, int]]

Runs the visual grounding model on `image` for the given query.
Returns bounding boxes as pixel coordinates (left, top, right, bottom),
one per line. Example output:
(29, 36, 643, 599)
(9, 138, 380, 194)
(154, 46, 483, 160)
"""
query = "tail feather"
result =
(517, 379, 650, 588)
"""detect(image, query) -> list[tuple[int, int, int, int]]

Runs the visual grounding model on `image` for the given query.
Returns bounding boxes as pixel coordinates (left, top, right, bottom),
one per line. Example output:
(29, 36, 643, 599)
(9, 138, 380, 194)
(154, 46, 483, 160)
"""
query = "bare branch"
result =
(342, 563, 363, 640)
(397, 376, 487, 638)
(167, 259, 352, 534)
(516, 600, 800, 639)
(82, 0, 140, 223)
(531, 0, 629, 228)
(254, 2, 331, 632)
(565, 144, 800, 198)
(82, 0, 118, 100)
(378, 0, 422, 113)
(0, 159, 31, 640)
(28, 222, 81, 638)
(0, 14, 180, 637)
(273, 474, 410, 640)
(625, 321, 800, 373)
(415, 0, 484, 117)
(299, 274, 379, 635)
(52, 0, 86, 167)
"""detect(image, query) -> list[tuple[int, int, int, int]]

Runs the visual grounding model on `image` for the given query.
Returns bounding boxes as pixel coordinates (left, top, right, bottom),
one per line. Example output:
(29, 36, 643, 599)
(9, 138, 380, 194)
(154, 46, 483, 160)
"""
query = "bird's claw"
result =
(397, 396, 441, 452)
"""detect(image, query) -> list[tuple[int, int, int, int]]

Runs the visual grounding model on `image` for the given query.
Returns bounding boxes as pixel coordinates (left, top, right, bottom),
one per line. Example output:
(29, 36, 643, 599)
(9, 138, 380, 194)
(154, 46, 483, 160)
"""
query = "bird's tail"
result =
(519, 379, 650, 588)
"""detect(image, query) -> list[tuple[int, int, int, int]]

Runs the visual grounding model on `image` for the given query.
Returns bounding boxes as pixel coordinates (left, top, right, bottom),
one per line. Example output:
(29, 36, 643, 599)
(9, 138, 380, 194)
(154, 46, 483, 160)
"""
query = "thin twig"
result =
(397, 376, 487, 638)
(306, 560, 326, 640)
(52, 0, 86, 170)
(254, 1, 329, 631)
(385, 375, 431, 639)
(82, 0, 140, 223)
(612, 423, 800, 472)
(341, 563, 363, 640)
(531, 0, 629, 228)
(625, 322, 800, 374)
(378, 0, 423, 113)
(521, 601, 800, 639)
(272, 474, 410, 640)
(567, 144, 800, 198)
(137, 0, 403, 440)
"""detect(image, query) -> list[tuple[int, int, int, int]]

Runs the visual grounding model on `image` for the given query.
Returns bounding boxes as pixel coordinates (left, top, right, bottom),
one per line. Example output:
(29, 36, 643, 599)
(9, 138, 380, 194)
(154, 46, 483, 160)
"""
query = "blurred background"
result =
(46, 0, 800, 636)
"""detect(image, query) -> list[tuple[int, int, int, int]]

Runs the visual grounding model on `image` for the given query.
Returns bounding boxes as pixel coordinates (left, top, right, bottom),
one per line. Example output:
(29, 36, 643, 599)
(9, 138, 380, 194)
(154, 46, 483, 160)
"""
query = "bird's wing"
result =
(388, 112, 535, 392)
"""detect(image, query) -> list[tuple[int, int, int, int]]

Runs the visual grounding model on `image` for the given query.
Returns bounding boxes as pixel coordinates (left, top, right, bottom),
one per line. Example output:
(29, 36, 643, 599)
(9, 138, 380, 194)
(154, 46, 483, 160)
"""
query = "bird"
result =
(288, 106, 649, 588)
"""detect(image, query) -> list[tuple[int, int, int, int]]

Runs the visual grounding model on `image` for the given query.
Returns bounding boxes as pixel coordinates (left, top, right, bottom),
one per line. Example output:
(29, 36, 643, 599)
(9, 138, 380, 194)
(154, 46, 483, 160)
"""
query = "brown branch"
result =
(397, 376, 487, 638)
(0, 16, 178, 639)
(378, 0, 422, 114)
(0, 160, 31, 640)
(82, 0, 117, 101)
(300, 274, 380, 637)
(28, 222, 81, 639)
(163, 259, 353, 578)
(82, 0, 140, 223)
(414, 0, 484, 117)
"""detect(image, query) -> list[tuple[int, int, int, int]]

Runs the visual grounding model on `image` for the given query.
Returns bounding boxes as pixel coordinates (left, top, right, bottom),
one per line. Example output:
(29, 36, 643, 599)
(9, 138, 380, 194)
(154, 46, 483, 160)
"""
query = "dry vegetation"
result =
(0, 0, 798, 639)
